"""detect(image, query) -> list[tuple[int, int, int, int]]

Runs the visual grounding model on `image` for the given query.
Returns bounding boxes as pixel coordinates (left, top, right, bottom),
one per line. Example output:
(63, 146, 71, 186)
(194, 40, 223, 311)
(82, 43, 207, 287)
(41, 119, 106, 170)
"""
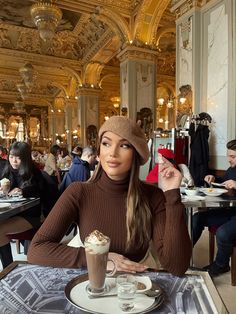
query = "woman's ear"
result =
(136, 120, 142, 127)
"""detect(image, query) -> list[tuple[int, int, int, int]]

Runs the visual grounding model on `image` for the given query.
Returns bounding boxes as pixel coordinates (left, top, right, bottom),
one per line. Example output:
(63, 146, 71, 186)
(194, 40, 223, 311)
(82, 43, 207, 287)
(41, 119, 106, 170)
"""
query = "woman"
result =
(28, 116, 191, 276)
(0, 141, 45, 268)
(44, 144, 61, 184)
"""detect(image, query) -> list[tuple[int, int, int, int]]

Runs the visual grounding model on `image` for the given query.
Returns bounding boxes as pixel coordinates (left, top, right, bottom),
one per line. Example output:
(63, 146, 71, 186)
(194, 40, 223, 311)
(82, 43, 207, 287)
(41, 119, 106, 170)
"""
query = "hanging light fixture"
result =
(16, 83, 28, 99)
(31, 0, 62, 42)
(19, 63, 37, 91)
(14, 99, 25, 112)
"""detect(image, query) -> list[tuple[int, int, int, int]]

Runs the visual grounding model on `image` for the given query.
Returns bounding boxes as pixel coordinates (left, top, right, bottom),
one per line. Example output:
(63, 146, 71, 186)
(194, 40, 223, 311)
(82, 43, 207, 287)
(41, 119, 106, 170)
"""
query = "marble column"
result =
(64, 101, 74, 152)
(77, 86, 101, 147)
(117, 46, 158, 123)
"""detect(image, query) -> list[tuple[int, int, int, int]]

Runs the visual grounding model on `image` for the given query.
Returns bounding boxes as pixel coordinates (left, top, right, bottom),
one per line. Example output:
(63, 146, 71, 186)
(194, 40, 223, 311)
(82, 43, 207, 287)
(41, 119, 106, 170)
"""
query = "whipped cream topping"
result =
(1, 178, 10, 185)
(85, 230, 110, 254)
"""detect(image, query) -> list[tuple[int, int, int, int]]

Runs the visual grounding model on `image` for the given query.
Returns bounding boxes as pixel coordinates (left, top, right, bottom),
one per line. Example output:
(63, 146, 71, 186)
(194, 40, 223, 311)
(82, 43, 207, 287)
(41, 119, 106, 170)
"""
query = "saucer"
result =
(0, 197, 26, 203)
(65, 273, 164, 314)
(0, 202, 11, 211)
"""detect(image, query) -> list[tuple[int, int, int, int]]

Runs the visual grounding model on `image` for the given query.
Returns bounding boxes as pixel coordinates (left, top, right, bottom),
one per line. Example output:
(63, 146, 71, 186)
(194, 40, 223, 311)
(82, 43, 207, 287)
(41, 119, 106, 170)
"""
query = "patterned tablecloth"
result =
(0, 263, 228, 314)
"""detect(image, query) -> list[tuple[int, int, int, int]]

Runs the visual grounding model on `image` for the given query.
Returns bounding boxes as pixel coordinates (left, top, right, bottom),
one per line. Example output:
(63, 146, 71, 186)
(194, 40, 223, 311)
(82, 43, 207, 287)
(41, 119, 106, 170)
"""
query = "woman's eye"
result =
(101, 141, 110, 147)
(121, 143, 131, 149)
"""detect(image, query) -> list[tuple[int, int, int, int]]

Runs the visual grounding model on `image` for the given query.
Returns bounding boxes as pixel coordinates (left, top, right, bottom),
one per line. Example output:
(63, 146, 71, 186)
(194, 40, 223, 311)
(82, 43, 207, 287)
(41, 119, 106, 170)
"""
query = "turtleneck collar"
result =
(97, 171, 130, 195)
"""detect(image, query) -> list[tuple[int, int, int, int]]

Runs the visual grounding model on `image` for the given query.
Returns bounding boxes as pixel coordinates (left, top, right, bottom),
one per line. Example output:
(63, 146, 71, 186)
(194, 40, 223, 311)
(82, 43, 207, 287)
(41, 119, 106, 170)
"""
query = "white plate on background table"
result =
(0, 197, 27, 203)
(0, 202, 11, 211)
(199, 188, 228, 197)
(65, 273, 164, 314)
(182, 195, 205, 201)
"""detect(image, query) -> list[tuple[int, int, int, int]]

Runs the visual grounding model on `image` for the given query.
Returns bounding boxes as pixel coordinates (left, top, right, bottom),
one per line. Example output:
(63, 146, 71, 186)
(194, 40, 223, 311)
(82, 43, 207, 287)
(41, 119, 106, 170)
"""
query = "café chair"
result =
(6, 228, 39, 255)
(208, 226, 236, 286)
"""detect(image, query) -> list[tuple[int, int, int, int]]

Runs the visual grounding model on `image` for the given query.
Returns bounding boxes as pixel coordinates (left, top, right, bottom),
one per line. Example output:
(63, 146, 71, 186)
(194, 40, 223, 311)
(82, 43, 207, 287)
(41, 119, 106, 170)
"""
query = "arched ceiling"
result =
(0, 0, 176, 116)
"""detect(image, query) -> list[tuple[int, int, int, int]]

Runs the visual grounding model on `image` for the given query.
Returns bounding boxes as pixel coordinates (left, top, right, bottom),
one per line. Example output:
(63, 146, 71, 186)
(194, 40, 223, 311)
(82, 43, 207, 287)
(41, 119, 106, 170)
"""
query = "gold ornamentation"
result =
(31, 0, 62, 42)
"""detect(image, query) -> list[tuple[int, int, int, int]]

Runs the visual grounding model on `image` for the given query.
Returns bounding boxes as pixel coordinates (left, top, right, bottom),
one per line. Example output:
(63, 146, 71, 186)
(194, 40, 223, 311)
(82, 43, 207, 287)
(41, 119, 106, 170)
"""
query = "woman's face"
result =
(99, 131, 134, 181)
(9, 153, 21, 169)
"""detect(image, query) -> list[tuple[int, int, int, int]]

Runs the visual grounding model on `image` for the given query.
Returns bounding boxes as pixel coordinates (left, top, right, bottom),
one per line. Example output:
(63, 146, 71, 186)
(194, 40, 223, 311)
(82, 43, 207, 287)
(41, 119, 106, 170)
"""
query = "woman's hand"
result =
(8, 187, 22, 196)
(222, 180, 236, 190)
(158, 154, 182, 192)
(107, 252, 148, 273)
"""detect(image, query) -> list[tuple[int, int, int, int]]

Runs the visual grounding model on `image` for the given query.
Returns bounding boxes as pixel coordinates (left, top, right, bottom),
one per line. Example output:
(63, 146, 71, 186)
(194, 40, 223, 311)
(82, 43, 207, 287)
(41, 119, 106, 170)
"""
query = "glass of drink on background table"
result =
(0, 178, 10, 198)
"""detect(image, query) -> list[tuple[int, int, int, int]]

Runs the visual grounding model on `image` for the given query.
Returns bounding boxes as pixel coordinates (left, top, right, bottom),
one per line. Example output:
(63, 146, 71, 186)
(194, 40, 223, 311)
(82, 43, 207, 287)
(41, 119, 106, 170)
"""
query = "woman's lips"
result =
(106, 161, 120, 167)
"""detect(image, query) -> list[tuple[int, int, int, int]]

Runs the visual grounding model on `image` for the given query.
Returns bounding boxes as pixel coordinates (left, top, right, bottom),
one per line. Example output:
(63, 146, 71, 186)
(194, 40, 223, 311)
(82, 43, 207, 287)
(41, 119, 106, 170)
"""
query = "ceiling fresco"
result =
(0, 0, 176, 119)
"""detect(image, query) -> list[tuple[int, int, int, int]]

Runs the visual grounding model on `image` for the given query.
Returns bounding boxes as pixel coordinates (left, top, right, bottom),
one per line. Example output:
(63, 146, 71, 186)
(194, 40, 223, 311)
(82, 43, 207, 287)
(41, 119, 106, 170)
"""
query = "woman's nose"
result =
(109, 146, 118, 157)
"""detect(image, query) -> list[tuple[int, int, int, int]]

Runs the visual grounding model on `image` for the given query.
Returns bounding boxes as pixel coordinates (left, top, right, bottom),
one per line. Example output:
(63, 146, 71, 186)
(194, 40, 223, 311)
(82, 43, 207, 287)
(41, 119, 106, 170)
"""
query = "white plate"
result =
(0, 197, 27, 203)
(182, 195, 205, 201)
(66, 275, 162, 314)
(199, 188, 228, 197)
(0, 202, 11, 211)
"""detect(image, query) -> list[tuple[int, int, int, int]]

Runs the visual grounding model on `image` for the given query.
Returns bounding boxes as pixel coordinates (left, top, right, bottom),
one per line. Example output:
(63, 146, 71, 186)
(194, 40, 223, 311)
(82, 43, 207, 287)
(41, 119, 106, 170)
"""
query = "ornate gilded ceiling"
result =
(0, 0, 176, 118)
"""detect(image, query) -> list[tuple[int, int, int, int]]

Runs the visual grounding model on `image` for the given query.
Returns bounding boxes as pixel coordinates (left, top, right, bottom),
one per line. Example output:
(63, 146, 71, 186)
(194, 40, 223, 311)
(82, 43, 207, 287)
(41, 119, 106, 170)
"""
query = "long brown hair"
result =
(89, 151, 152, 250)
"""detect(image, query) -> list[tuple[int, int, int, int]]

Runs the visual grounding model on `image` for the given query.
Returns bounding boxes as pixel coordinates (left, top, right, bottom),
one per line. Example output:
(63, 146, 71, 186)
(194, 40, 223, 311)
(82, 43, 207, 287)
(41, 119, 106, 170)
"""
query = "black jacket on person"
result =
(216, 167, 236, 182)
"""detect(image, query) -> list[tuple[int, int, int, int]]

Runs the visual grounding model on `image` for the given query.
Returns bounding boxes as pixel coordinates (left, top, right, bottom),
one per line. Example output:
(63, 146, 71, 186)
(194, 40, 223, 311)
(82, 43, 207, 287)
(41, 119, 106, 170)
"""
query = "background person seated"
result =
(59, 146, 97, 193)
(44, 144, 61, 185)
(192, 139, 236, 276)
(146, 148, 194, 187)
(0, 142, 45, 268)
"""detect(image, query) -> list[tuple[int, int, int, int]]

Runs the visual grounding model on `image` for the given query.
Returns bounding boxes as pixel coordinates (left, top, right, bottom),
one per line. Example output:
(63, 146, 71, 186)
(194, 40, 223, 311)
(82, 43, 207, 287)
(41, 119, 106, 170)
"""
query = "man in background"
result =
(192, 139, 236, 276)
(59, 146, 97, 193)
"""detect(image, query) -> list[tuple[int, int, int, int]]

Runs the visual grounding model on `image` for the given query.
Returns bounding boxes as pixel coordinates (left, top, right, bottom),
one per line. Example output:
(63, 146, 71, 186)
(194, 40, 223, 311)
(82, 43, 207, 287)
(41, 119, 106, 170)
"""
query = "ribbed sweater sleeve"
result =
(150, 188, 192, 276)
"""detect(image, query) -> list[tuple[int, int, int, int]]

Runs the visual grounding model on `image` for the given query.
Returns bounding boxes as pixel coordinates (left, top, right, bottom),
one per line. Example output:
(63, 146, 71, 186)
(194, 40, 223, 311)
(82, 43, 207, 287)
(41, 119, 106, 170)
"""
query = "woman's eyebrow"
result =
(102, 135, 129, 143)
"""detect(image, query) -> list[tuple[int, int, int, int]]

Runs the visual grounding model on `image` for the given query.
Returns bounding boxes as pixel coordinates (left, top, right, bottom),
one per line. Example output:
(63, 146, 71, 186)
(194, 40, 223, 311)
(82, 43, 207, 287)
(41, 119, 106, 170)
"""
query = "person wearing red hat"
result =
(146, 148, 194, 187)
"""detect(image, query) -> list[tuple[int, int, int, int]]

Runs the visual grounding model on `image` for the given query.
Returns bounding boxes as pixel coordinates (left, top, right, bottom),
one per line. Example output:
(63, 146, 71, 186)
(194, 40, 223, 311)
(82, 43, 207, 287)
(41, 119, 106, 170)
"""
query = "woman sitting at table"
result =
(28, 116, 192, 276)
(0, 141, 45, 269)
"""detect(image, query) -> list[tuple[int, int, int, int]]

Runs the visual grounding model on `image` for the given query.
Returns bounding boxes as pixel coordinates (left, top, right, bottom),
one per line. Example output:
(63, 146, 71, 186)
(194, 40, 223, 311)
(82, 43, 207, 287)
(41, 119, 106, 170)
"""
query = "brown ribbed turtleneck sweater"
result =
(28, 172, 191, 276)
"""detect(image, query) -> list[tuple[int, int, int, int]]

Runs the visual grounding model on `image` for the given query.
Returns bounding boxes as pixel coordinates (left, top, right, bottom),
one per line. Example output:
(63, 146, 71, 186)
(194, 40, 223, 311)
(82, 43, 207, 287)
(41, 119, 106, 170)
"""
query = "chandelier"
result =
(14, 100, 25, 112)
(16, 82, 28, 99)
(19, 63, 37, 91)
(31, 0, 62, 42)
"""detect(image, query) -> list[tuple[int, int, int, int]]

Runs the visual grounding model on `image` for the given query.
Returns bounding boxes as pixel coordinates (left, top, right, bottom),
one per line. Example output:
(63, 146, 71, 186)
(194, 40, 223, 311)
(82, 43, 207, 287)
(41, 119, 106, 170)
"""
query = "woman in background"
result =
(44, 144, 61, 184)
(0, 141, 44, 268)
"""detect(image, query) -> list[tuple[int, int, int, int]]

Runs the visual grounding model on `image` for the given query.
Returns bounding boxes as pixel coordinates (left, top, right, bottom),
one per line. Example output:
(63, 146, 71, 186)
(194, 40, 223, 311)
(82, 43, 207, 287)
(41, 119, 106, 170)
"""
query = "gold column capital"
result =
(77, 86, 102, 97)
(117, 45, 158, 63)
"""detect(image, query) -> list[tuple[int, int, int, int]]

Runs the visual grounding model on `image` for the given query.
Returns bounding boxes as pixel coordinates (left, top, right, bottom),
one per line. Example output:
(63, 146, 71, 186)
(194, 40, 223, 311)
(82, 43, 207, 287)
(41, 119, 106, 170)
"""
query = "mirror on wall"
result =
(156, 84, 192, 131)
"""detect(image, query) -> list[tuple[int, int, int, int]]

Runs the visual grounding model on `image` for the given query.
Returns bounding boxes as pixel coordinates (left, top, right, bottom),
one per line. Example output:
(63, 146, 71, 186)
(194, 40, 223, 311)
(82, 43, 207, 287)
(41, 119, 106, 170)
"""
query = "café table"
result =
(182, 192, 236, 240)
(0, 261, 228, 313)
(0, 197, 40, 222)
(182, 192, 236, 266)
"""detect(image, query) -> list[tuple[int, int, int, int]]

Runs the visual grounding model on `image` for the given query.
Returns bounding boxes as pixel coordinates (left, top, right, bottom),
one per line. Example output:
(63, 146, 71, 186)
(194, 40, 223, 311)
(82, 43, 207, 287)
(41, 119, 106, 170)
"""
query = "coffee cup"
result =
(84, 230, 116, 295)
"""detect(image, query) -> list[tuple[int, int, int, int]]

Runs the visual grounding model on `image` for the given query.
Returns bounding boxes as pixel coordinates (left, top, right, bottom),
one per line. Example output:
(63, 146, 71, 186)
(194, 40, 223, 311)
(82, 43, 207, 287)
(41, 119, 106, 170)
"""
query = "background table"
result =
(0, 262, 228, 313)
(0, 198, 40, 222)
(182, 193, 236, 240)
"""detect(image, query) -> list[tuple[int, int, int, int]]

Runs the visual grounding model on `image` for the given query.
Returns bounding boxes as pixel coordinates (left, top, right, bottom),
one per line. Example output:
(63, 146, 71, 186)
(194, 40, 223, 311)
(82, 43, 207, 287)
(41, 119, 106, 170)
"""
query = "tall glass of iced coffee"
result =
(84, 230, 115, 295)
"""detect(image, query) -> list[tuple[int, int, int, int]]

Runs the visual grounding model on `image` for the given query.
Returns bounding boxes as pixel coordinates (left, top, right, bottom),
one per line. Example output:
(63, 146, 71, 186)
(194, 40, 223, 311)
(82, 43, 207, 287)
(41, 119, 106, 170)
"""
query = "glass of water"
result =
(117, 274, 137, 312)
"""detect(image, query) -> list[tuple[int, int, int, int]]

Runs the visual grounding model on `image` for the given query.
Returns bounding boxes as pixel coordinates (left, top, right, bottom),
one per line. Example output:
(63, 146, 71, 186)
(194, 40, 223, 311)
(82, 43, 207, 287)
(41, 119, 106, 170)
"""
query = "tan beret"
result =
(98, 116, 150, 165)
